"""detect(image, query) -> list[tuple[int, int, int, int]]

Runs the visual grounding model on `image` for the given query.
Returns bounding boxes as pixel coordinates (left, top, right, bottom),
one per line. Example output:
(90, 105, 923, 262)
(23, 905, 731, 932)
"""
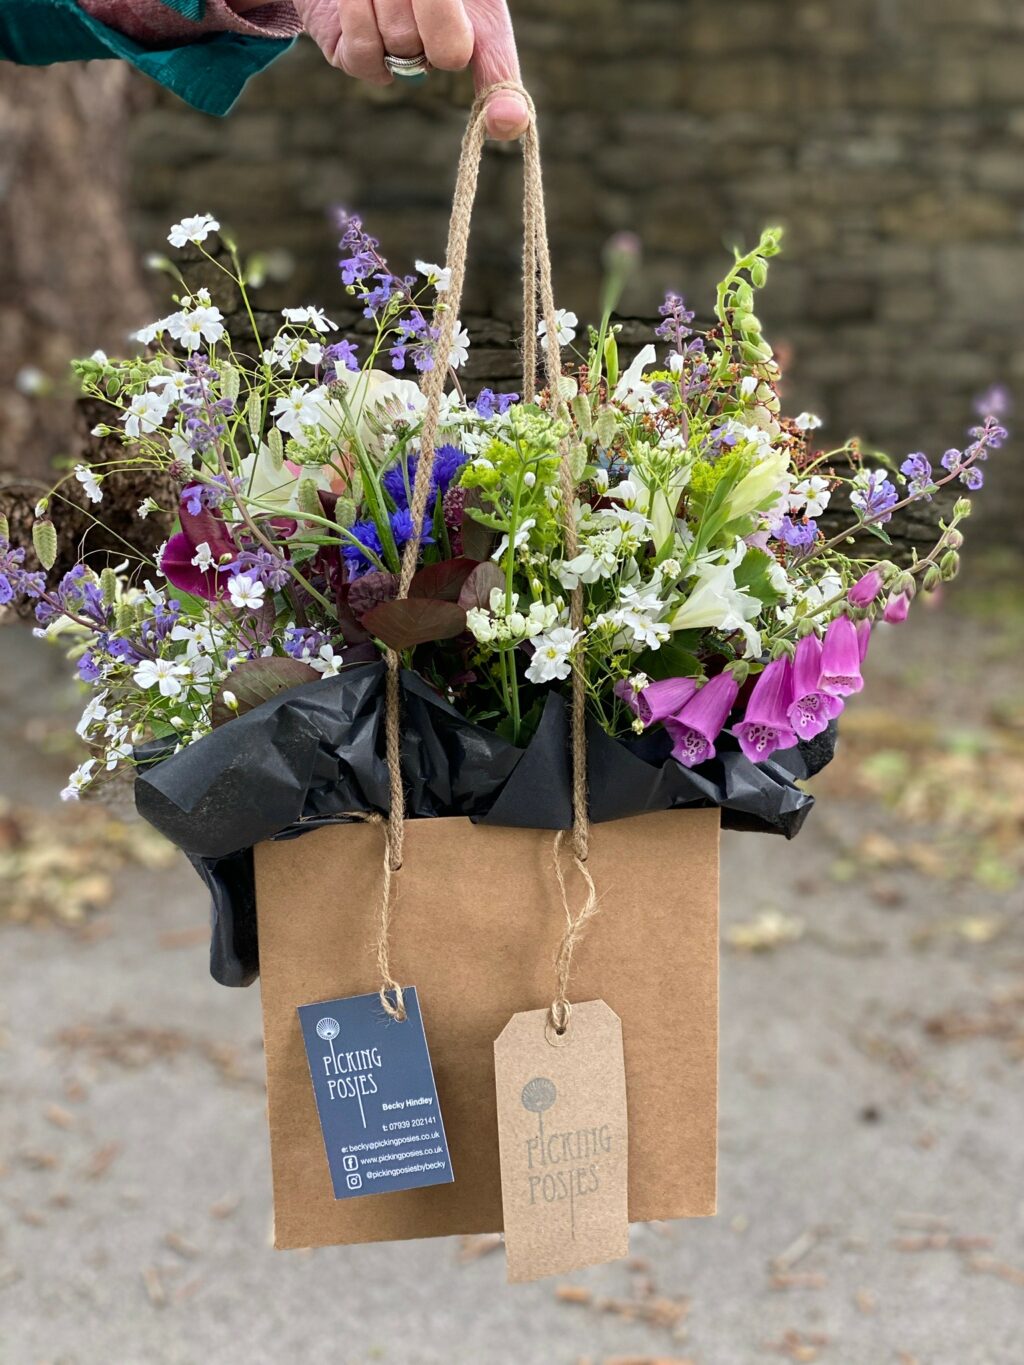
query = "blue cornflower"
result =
(390, 508, 435, 551)
(341, 520, 384, 575)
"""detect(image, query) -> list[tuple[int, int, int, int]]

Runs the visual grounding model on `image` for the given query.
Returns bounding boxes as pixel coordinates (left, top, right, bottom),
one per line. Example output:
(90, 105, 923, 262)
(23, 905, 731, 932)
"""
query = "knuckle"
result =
(426, 30, 474, 70)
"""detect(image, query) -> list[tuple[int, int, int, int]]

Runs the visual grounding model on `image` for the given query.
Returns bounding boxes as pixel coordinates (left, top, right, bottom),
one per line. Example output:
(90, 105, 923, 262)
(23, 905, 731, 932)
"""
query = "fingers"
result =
(372, 0, 422, 58)
(337, 0, 389, 82)
(464, 0, 529, 140)
(410, 0, 474, 70)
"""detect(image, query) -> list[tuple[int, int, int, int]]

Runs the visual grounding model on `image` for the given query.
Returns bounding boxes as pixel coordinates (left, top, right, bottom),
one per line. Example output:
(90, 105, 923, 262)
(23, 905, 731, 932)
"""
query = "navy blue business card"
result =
(297, 987, 454, 1200)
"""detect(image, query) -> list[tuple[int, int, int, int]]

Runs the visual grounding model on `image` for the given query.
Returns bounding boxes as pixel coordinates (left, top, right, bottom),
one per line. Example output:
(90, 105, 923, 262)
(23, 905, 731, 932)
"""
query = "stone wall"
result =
(125, 1, 1023, 536)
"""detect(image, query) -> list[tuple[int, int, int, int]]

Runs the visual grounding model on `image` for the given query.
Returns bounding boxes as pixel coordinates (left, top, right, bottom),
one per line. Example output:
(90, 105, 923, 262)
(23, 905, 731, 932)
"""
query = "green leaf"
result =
(362, 598, 467, 650)
(734, 547, 787, 606)
(32, 518, 57, 570)
(635, 636, 703, 681)
(864, 523, 893, 545)
(210, 657, 319, 728)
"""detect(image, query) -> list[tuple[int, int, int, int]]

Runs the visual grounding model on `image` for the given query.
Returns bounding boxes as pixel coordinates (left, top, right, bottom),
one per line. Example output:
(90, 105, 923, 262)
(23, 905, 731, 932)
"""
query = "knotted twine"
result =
(372, 82, 597, 1031)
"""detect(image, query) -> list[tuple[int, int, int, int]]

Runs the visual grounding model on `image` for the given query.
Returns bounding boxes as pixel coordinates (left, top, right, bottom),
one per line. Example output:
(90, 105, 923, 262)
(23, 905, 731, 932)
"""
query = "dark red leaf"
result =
(458, 561, 505, 612)
(210, 657, 319, 727)
(361, 597, 467, 650)
(348, 571, 399, 620)
(409, 557, 479, 603)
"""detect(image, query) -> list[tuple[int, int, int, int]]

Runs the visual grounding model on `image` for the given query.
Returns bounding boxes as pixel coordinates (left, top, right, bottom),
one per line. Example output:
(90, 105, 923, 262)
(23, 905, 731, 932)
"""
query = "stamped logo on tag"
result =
(494, 999, 629, 1282)
(297, 986, 453, 1201)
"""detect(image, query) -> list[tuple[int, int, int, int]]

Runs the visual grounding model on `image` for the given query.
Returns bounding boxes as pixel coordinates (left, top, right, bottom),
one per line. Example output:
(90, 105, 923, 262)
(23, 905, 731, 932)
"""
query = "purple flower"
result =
(283, 624, 330, 660)
(475, 389, 519, 419)
(180, 478, 231, 518)
(850, 471, 898, 523)
(382, 447, 467, 510)
(959, 465, 984, 490)
(787, 634, 843, 742)
(856, 619, 872, 662)
(390, 507, 435, 551)
(900, 452, 934, 500)
(619, 676, 699, 728)
(664, 671, 740, 769)
(975, 384, 1011, 420)
(820, 615, 865, 697)
(940, 448, 962, 472)
(231, 547, 291, 591)
(323, 340, 359, 377)
(777, 516, 818, 550)
(734, 657, 797, 763)
(655, 291, 695, 351)
(847, 568, 885, 607)
(335, 209, 383, 287)
(0, 536, 46, 603)
(883, 591, 910, 624)
(76, 649, 103, 683)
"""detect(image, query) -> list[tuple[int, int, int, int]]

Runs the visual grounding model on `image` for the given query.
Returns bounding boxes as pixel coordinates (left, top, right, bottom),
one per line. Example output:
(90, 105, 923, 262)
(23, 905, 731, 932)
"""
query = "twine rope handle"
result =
(379, 81, 593, 1026)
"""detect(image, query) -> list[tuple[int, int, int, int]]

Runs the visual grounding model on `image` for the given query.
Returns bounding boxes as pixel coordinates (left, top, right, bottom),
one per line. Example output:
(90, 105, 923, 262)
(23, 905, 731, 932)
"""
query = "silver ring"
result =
(384, 52, 430, 78)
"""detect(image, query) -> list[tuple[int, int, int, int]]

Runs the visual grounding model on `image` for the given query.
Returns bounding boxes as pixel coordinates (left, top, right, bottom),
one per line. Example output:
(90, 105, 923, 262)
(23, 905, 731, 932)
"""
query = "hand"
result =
(291, 0, 530, 140)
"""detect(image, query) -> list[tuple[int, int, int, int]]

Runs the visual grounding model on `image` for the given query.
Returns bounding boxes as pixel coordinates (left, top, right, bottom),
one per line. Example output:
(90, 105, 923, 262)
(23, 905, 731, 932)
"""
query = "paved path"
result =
(1, 621, 1022, 1365)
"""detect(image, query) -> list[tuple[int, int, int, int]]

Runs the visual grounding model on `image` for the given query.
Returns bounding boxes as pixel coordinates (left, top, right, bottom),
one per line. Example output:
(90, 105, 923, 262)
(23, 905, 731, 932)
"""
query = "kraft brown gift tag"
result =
(494, 1000, 628, 1282)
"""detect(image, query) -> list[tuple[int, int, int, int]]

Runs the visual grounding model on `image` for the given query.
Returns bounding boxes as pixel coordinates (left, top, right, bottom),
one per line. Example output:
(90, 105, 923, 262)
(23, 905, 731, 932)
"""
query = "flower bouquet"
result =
(0, 87, 1010, 1266)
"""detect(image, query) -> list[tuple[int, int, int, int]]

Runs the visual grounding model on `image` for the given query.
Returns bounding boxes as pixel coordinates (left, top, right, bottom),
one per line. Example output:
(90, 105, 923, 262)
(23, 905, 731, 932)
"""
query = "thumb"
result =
(465, 0, 530, 141)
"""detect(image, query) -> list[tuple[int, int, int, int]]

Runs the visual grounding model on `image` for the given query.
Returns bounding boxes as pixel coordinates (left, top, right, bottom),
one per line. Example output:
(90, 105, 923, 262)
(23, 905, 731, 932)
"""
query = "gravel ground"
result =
(1, 608, 1022, 1365)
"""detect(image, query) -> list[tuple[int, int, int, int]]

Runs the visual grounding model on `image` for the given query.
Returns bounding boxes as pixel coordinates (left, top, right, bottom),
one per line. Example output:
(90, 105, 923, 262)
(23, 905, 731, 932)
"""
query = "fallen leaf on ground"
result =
(457, 1233, 503, 1261)
(82, 1142, 121, 1180)
(726, 911, 805, 952)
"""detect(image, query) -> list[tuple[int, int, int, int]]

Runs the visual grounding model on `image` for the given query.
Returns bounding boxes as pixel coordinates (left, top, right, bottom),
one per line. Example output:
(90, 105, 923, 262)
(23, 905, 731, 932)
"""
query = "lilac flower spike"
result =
(820, 615, 865, 696)
(634, 677, 699, 727)
(883, 591, 910, 624)
(847, 568, 884, 607)
(734, 657, 797, 763)
(664, 671, 740, 769)
(787, 634, 843, 741)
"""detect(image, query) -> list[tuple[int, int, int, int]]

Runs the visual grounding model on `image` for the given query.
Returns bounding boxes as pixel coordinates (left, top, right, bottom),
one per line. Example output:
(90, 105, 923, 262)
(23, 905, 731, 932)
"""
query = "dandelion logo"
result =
(317, 1016, 340, 1072)
(521, 1076, 557, 1148)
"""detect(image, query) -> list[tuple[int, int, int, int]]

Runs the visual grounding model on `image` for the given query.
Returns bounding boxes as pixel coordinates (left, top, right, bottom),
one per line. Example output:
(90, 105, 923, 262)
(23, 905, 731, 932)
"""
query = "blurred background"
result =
(1, 2, 1023, 1362)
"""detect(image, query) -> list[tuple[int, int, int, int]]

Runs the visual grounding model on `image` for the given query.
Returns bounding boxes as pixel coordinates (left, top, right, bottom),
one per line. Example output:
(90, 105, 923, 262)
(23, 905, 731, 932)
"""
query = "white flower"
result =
(416, 260, 451, 292)
(448, 323, 470, 370)
(739, 375, 759, 398)
(465, 607, 497, 644)
(148, 370, 190, 399)
(794, 412, 823, 432)
(227, 574, 266, 611)
(190, 541, 216, 572)
(90, 349, 108, 364)
(525, 627, 581, 685)
(73, 464, 103, 504)
(788, 476, 831, 518)
(669, 546, 762, 658)
(137, 499, 159, 520)
(123, 391, 171, 438)
(613, 344, 657, 412)
(281, 306, 337, 333)
(60, 759, 96, 802)
(491, 518, 536, 563)
(134, 316, 175, 345)
(262, 333, 323, 369)
(168, 214, 220, 248)
(133, 658, 189, 697)
(167, 305, 225, 352)
(75, 692, 109, 740)
(271, 384, 331, 437)
(594, 583, 671, 652)
(538, 309, 578, 349)
(104, 728, 133, 770)
(309, 644, 344, 678)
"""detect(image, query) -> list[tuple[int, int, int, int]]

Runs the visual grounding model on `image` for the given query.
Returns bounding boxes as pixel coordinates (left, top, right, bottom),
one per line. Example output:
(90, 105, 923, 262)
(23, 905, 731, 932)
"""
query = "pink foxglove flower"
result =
(820, 615, 865, 696)
(734, 657, 797, 763)
(665, 671, 739, 769)
(883, 591, 910, 624)
(847, 568, 884, 607)
(786, 634, 843, 741)
(627, 676, 699, 727)
(856, 618, 872, 662)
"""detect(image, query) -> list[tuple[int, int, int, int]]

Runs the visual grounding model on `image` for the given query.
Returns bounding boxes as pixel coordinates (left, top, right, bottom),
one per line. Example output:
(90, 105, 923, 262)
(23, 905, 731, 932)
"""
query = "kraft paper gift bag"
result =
(255, 808, 719, 1250)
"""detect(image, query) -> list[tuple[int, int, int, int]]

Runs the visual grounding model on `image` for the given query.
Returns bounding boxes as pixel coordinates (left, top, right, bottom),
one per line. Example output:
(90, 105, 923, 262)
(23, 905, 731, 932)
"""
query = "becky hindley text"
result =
(526, 1124, 613, 1225)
